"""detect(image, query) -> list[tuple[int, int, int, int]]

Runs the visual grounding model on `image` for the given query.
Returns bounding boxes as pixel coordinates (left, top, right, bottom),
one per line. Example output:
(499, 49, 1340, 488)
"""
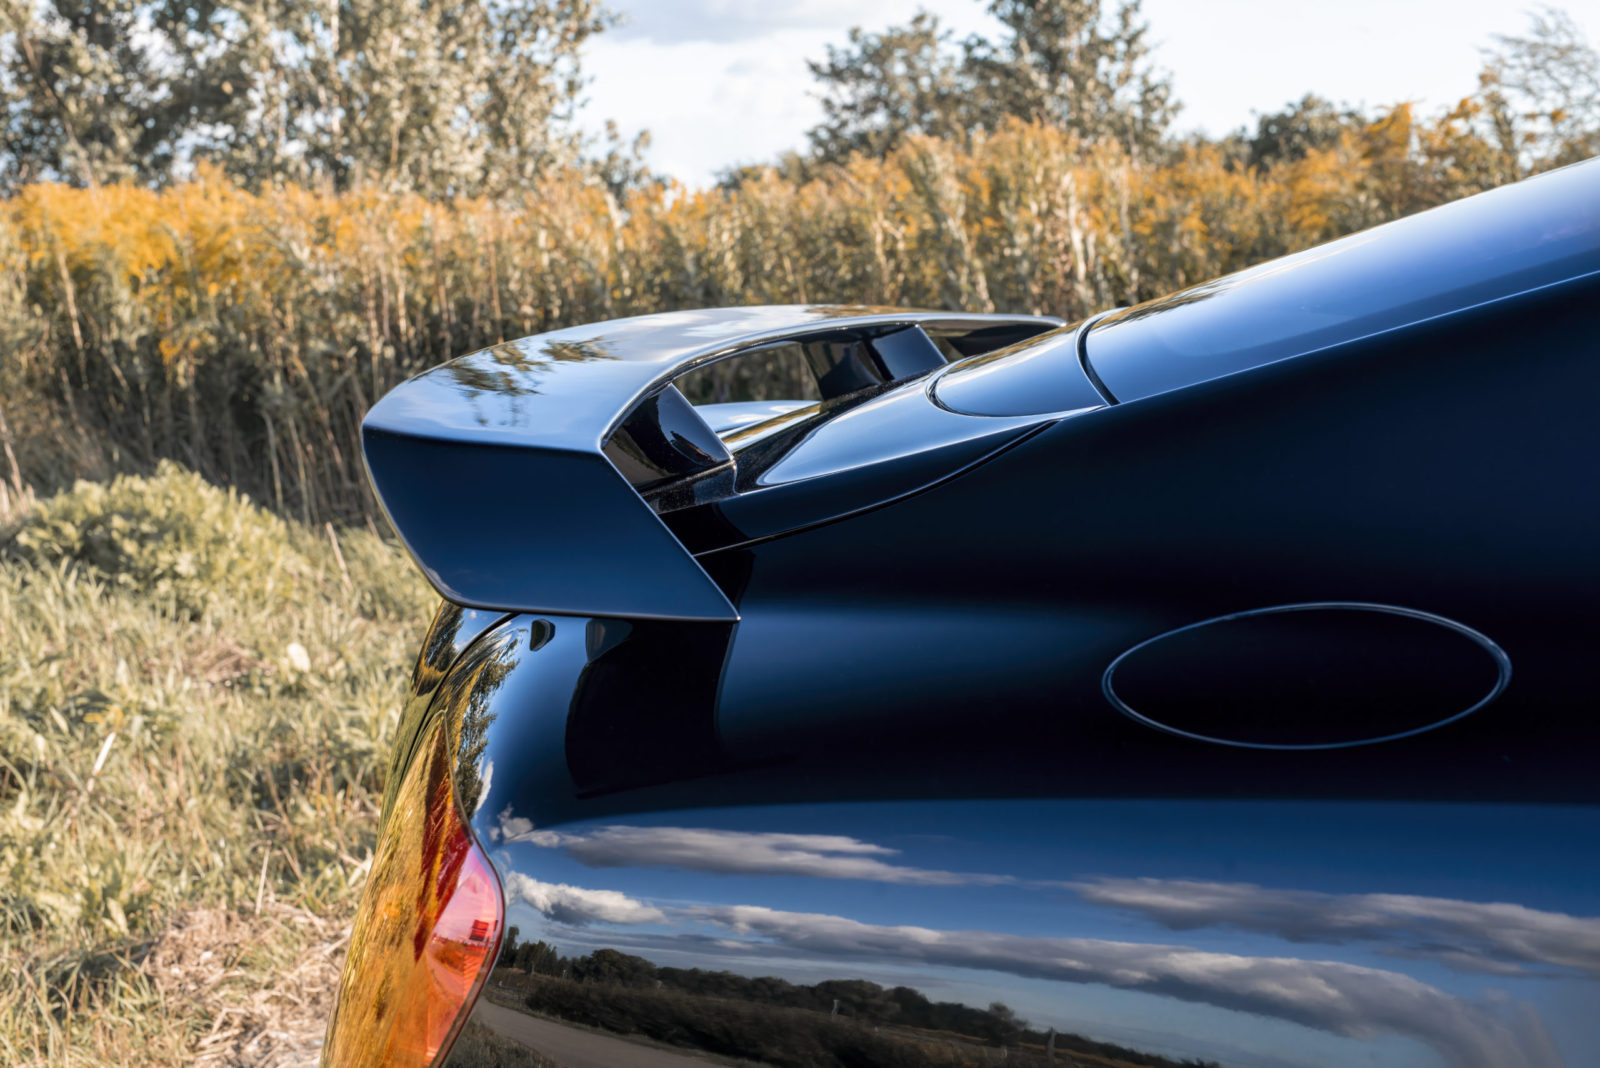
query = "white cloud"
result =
(501, 872, 666, 927)
(579, 1, 1004, 186)
(491, 806, 563, 847)
(503, 820, 1016, 886)
(683, 904, 1560, 1068)
(473, 760, 493, 816)
(609, 1, 997, 45)
(1072, 876, 1600, 978)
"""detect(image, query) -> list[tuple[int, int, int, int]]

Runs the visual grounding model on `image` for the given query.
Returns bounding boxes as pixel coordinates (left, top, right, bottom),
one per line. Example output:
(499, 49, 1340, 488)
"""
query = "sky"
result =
(573, 0, 1598, 188)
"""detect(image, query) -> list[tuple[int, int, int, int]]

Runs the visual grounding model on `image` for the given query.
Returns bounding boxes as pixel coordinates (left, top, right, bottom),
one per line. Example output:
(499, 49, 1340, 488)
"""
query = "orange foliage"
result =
(0, 120, 1522, 522)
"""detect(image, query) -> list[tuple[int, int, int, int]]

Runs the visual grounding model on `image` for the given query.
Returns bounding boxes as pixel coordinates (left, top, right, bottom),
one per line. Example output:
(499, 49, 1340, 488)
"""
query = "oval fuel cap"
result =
(1103, 603, 1510, 749)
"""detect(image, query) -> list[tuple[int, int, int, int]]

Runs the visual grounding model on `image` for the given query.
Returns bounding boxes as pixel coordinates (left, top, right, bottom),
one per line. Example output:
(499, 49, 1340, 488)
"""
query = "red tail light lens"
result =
(321, 716, 503, 1067)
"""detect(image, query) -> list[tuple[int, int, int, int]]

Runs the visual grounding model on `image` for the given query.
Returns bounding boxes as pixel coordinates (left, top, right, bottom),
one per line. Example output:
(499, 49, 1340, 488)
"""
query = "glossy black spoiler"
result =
(362, 306, 1061, 621)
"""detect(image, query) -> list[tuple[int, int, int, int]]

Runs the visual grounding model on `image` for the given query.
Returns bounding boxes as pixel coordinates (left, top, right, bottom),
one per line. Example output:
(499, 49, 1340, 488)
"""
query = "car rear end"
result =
(322, 162, 1600, 1068)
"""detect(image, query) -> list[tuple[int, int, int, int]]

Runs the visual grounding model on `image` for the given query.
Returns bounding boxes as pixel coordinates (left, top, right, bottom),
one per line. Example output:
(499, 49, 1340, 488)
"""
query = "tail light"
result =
(321, 713, 503, 1067)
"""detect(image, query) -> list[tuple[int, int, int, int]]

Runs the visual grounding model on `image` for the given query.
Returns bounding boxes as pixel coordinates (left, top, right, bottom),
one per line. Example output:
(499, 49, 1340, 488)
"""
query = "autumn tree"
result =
(1356, 5, 1600, 200)
(1222, 8, 1599, 226)
(808, 0, 1175, 163)
(1244, 94, 1365, 169)
(807, 12, 969, 162)
(1, 0, 617, 196)
(963, 0, 1175, 158)
(157, 0, 615, 195)
(1475, 4, 1600, 172)
(0, 0, 179, 187)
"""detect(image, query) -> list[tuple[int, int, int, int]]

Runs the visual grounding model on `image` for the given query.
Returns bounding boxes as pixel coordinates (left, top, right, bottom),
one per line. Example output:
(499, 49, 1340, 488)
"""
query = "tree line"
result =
(499, 934, 1218, 1066)
(0, 0, 635, 195)
(768, 2, 1599, 184)
(6, 2, 1594, 196)
(501, 937, 1034, 1043)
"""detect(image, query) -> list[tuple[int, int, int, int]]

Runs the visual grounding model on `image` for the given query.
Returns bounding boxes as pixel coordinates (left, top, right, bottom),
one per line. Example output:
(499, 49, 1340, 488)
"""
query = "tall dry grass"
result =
(0, 111, 1510, 524)
(0, 464, 435, 1066)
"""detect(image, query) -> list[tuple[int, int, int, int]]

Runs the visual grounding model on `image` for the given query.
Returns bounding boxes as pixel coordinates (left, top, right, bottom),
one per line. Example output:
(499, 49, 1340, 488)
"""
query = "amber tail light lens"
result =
(321, 715, 503, 1068)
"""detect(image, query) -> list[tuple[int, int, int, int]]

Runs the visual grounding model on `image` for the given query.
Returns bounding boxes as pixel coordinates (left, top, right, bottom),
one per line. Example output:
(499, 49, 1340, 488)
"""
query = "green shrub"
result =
(2, 461, 313, 619)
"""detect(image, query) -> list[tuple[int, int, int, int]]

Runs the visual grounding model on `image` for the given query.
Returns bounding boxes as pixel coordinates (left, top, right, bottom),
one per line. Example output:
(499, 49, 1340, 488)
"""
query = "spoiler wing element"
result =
(363, 305, 1061, 621)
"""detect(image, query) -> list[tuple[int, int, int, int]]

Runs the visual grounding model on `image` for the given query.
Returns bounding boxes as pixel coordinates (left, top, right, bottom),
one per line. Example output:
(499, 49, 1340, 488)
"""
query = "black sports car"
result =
(321, 158, 1600, 1068)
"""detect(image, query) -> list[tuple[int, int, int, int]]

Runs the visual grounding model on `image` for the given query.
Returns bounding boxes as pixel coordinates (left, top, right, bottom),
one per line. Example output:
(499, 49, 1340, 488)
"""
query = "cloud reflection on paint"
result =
(496, 811, 1600, 983)
(682, 905, 1560, 1068)
(500, 872, 665, 926)
(1072, 876, 1600, 979)
(503, 870, 1559, 1068)
(491, 815, 1583, 1063)
(494, 810, 1014, 886)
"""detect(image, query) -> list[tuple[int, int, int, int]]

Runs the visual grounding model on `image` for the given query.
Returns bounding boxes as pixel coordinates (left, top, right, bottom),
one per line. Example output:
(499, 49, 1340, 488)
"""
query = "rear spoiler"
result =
(363, 305, 1061, 621)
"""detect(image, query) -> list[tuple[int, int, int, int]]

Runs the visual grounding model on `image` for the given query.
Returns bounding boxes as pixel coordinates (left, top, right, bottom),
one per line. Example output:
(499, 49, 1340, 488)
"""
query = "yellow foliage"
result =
(0, 121, 1520, 524)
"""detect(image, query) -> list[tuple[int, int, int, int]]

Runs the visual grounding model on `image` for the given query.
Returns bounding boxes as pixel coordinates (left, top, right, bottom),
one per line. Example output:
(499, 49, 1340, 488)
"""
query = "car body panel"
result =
(423, 614, 1600, 1068)
(332, 161, 1600, 1068)
(1083, 157, 1600, 402)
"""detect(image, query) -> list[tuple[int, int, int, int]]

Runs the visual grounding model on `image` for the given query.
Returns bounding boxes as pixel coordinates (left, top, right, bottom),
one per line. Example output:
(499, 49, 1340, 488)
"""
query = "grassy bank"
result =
(446, 1019, 559, 1068)
(0, 464, 434, 1066)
